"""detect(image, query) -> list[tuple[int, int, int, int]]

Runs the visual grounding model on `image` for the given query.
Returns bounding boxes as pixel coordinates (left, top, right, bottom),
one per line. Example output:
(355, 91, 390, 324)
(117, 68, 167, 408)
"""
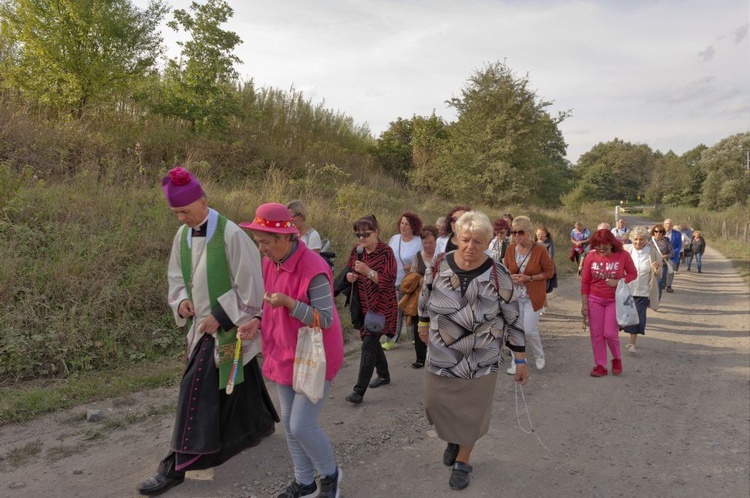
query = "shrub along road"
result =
(1, 230, 748, 497)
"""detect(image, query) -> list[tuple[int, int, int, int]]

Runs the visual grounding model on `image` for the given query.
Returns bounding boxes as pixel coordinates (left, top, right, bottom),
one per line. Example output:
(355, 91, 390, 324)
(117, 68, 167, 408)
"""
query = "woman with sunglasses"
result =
(580, 229, 637, 377)
(436, 205, 472, 254)
(649, 224, 674, 300)
(342, 215, 397, 404)
(504, 216, 555, 373)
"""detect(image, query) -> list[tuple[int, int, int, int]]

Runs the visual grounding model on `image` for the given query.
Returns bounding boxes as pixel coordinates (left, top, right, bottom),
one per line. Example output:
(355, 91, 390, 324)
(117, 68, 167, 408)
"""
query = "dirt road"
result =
(2, 223, 749, 497)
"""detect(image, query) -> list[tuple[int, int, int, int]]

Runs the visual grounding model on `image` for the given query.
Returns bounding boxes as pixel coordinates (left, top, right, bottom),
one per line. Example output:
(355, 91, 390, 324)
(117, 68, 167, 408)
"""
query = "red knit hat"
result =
(239, 203, 299, 234)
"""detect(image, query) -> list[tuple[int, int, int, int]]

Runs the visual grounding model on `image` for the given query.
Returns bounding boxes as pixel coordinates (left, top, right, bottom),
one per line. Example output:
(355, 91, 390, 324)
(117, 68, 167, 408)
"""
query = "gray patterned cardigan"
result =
(418, 252, 525, 379)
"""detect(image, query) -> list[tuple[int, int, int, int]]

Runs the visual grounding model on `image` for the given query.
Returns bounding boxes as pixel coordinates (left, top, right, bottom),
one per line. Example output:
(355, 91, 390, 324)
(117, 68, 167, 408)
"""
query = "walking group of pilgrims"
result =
(139, 166, 706, 496)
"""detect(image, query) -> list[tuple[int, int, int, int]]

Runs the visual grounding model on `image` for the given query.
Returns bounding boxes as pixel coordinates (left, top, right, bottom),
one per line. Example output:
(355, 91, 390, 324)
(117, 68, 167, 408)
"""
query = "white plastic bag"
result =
(615, 279, 640, 327)
(293, 311, 327, 403)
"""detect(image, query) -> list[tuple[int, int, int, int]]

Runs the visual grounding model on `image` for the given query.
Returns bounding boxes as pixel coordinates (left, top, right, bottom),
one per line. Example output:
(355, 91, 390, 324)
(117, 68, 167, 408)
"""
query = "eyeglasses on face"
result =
(653, 230, 664, 233)
(355, 232, 372, 239)
(290, 212, 301, 218)
(510, 230, 526, 236)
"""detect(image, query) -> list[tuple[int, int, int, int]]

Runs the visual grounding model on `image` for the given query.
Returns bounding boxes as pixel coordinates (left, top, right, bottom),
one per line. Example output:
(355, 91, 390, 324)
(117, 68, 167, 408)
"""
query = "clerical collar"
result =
(192, 220, 209, 237)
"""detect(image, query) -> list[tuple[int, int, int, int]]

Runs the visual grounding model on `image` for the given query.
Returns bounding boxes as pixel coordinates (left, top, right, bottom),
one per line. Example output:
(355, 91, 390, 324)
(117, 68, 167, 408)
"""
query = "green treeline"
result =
(0, 0, 748, 385)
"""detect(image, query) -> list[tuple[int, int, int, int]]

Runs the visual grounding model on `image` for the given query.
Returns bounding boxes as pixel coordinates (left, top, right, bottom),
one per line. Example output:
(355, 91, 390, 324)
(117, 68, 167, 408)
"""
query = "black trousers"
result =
(413, 321, 426, 364)
(354, 334, 390, 395)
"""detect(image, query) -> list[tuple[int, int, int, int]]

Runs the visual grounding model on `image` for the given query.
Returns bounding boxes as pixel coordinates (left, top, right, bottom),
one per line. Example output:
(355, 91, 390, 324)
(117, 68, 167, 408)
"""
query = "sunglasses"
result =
(449, 217, 458, 222)
(510, 230, 526, 236)
(355, 232, 372, 239)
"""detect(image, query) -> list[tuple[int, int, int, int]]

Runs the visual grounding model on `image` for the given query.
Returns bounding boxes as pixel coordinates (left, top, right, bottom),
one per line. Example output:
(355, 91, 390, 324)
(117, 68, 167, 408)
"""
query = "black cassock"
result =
(160, 333, 279, 474)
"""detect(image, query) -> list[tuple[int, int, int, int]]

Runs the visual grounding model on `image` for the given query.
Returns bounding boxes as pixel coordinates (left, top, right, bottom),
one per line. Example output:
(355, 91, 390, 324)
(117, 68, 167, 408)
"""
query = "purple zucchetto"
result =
(161, 166, 205, 208)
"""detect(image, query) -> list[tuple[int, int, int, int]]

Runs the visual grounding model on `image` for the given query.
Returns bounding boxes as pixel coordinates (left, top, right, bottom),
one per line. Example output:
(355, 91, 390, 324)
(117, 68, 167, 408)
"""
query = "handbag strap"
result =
(514, 243, 535, 274)
(312, 309, 320, 330)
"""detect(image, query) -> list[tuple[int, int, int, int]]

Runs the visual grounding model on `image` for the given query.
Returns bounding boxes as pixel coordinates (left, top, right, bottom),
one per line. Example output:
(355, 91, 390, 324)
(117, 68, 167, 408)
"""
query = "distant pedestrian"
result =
(622, 227, 661, 352)
(487, 218, 511, 263)
(650, 224, 674, 301)
(436, 205, 472, 254)
(384, 212, 423, 350)
(686, 231, 706, 273)
(611, 218, 630, 242)
(663, 219, 682, 291)
(286, 200, 322, 253)
(570, 222, 591, 275)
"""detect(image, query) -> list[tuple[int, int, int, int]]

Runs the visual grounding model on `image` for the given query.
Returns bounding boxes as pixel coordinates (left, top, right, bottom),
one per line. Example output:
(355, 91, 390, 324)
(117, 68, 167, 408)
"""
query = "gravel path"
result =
(2, 219, 748, 497)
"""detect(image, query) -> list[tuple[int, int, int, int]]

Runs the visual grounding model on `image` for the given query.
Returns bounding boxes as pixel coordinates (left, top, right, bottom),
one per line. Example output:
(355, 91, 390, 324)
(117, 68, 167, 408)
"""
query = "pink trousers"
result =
(587, 294, 621, 367)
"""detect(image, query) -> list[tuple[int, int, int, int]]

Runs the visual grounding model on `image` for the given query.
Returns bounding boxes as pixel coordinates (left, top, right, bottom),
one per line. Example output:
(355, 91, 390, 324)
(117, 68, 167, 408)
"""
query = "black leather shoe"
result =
(449, 461, 473, 490)
(368, 377, 390, 388)
(345, 392, 363, 404)
(137, 472, 185, 496)
(411, 362, 424, 369)
(443, 442, 459, 466)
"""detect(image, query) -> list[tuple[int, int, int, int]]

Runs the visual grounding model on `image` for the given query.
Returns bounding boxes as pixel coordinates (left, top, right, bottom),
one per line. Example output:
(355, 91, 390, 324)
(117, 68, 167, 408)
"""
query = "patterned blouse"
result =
(418, 252, 525, 379)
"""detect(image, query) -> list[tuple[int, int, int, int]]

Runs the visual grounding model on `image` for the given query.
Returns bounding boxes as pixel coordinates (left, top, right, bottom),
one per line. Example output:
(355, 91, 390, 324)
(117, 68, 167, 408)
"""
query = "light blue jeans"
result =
(276, 382, 337, 485)
(686, 253, 702, 271)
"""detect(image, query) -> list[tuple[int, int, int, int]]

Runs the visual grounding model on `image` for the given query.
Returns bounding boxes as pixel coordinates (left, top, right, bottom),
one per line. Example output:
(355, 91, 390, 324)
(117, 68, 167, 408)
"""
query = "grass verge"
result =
(0, 358, 183, 426)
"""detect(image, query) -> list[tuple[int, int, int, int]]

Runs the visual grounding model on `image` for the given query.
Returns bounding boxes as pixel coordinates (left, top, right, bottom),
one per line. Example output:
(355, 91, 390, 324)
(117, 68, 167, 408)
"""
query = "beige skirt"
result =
(424, 371, 498, 447)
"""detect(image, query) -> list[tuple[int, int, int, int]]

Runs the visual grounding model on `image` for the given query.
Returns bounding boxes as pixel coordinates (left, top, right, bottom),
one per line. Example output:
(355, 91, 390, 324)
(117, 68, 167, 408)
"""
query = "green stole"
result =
(180, 215, 243, 390)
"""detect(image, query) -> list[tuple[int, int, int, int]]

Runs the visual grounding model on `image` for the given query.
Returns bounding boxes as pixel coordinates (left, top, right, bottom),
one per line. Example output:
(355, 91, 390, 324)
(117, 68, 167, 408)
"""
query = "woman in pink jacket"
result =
(580, 229, 637, 377)
(238, 203, 344, 498)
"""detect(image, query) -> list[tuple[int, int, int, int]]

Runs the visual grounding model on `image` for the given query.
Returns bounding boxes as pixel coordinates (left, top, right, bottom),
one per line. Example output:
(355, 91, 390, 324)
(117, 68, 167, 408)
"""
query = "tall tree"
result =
(565, 139, 654, 206)
(698, 132, 750, 210)
(414, 61, 570, 206)
(151, 0, 242, 133)
(0, 0, 167, 116)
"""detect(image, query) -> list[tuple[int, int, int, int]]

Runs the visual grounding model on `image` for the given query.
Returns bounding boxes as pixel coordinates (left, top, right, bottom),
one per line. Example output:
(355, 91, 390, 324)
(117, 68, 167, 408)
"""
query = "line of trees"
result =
(1, 0, 746, 210)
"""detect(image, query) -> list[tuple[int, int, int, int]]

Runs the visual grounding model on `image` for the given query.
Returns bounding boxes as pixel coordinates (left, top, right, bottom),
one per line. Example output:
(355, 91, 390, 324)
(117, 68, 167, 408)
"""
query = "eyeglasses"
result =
(449, 217, 457, 222)
(510, 230, 526, 236)
(290, 212, 301, 219)
(355, 232, 372, 239)
(653, 230, 664, 233)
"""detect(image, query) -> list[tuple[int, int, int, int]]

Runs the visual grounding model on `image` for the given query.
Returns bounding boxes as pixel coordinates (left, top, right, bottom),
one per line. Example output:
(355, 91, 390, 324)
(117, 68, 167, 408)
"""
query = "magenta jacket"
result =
(260, 243, 344, 385)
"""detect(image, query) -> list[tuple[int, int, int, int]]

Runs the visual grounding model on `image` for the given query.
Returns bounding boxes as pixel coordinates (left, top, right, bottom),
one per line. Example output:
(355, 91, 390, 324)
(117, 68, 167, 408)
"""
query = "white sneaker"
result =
(535, 357, 545, 370)
(625, 343, 636, 352)
(540, 307, 547, 316)
(506, 362, 516, 375)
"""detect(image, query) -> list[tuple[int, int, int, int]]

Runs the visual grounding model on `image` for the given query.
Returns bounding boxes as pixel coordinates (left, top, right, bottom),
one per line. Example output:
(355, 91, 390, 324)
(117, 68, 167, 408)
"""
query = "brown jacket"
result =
(504, 243, 555, 311)
(398, 271, 422, 319)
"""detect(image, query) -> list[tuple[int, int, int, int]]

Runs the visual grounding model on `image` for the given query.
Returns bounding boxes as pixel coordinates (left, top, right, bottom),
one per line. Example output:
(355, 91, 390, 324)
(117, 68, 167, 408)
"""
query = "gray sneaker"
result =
(278, 480, 318, 498)
(319, 467, 342, 498)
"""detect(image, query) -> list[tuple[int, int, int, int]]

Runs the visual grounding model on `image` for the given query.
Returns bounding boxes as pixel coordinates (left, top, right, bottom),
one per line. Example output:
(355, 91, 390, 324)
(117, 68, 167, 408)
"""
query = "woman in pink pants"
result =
(580, 229, 637, 377)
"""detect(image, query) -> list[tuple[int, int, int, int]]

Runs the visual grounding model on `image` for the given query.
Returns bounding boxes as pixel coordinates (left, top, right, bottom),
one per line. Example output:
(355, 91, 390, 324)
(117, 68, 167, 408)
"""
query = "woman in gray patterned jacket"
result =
(417, 210, 528, 492)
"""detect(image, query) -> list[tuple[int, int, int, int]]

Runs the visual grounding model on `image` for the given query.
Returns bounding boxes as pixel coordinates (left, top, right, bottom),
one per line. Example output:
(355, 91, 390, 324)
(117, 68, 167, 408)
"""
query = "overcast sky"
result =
(155, 0, 749, 163)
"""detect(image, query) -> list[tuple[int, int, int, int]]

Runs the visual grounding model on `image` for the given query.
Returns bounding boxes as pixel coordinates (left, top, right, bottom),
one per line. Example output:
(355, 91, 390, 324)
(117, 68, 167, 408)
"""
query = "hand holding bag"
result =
(293, 310, 327, 403)
(615, 279, 640, 327)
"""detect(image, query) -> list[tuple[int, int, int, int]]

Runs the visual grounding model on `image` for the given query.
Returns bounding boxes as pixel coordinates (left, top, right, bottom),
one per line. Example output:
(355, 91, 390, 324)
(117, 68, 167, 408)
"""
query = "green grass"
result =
(0, 359, 182, 426)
